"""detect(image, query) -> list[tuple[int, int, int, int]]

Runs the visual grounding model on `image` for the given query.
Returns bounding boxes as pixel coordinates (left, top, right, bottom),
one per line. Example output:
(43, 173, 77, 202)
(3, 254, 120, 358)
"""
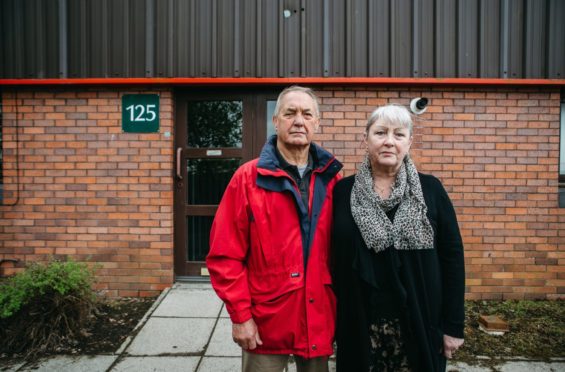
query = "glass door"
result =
(174, 89, 278, 277)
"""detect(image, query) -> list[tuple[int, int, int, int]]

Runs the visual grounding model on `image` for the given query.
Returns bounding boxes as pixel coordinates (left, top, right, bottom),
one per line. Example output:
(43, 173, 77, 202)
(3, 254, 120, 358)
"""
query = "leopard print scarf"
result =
(351, 155, 434, 253)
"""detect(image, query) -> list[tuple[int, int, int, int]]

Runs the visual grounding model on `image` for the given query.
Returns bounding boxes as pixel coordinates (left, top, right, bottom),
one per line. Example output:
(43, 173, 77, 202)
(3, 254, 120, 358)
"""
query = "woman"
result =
(332, 104, 465, 372)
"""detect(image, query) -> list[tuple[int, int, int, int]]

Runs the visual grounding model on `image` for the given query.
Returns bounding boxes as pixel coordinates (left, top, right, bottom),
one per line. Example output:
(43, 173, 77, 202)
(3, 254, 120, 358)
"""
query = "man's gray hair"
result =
(366, 104, 414, 134)
(273, 86, 320, 118)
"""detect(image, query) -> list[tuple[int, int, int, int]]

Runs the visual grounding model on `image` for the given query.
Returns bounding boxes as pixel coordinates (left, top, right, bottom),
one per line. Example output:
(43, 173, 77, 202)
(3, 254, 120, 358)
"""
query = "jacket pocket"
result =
(250, 284, 304, 350)
(248, 270, 304, 304)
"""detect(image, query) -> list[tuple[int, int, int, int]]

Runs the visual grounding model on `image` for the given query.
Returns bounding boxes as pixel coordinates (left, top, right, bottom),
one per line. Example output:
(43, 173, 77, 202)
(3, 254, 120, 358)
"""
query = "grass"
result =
(454, 300, 565, 365)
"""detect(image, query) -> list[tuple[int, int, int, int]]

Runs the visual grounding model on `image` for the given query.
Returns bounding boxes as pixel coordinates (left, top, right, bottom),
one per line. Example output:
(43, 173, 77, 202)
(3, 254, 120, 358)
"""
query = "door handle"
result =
(176, 147, 183, 180)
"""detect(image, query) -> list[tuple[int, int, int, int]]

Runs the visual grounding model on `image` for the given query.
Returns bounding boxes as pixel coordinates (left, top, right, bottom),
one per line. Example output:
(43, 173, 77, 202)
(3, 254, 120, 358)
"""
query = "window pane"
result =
(187, 216, 214, 261)
(187, 101, 243, 148)
(266, 100, 276, 140)
(187, 158, 240, 205)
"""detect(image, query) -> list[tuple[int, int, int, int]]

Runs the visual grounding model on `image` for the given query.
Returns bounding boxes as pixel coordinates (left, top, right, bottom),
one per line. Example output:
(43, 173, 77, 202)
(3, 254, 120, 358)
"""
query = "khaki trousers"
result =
(242, 350, 329, 372)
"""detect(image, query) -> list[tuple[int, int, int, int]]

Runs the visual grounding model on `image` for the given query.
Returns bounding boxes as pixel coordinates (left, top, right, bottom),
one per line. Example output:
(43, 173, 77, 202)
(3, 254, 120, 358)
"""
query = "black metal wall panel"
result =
(155, 0, 170, 77)
(68, 0, 86, 78)
(391, 0, 412, 77)
(1, 0, 564, 79)
(435, 0, 457, 78)
(328, 0, 345, 77)
(129, 0, 147, 77)
(479, 0, 500, 78)
(368, 0, 390, 77)
(107, 0, 128, 77)
(304, 0, 324, 77)
(0, 1, 5, 77)
(504, 0, 525, 78)
(193, 0, 214, 77)
(2, 0, 25, 78)
(281, 0, 301, 77)
(346, 0, 368, 77)
(458, 0, 479, 77)
(23, 0, 39, 78)
(217, 0, 235, 77)
(260, 0, 280, 77)
(524, 0, 546, 78)
(240, 0, 257, 77)
(32, 0, 45, 78)
(413, 0, 435, 77)
(0, 1, 6, 78)
(44, 0, 59, 78)
(548, 0, 565, 78)
(173, 0, 193, 77)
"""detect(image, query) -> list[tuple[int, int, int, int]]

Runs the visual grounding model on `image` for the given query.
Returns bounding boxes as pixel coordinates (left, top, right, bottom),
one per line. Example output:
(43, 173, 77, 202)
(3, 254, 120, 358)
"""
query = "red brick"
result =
(1, 87, 562, 300)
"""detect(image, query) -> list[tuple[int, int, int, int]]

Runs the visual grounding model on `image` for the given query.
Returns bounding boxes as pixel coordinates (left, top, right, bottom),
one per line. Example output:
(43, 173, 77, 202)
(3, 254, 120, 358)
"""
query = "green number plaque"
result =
(122, 94, 160, 133)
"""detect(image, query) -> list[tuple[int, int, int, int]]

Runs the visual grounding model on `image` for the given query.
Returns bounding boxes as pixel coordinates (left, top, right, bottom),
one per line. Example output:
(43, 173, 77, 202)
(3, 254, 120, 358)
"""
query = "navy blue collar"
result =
(258, 135, 341, 175)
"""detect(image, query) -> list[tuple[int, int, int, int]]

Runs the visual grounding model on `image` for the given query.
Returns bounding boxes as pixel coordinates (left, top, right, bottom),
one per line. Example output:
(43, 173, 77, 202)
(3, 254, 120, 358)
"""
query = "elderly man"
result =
(206, 86, 342, 372)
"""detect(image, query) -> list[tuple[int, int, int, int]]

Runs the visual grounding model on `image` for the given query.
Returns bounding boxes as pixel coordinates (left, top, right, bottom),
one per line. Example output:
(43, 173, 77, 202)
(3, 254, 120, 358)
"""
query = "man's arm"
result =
(206, 168, 254, 324)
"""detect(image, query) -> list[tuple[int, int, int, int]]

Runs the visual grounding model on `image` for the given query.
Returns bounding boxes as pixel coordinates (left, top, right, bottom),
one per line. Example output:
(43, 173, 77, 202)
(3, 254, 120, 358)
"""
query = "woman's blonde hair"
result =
(366, 104, 414, 134)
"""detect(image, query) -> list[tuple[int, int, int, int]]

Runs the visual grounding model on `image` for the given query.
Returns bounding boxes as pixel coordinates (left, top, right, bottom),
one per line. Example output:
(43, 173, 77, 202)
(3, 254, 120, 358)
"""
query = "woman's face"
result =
(365, 120, 413, 172)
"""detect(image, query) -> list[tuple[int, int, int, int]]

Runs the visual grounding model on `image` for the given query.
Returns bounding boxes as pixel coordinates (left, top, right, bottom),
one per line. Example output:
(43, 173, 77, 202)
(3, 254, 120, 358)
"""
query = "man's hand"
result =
(232, 318, 263, 350)
(442, 334, 464, 359)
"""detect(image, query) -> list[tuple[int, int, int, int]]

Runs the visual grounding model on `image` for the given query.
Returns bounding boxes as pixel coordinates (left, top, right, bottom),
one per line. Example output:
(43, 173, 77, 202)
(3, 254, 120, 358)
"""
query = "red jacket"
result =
(207, 138, 342, 358)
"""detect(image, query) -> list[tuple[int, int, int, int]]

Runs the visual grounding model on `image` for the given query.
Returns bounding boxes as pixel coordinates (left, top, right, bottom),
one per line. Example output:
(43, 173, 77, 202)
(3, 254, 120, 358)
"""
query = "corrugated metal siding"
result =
(524, 0, 546, 78)
(548, 0, 565, 78)
(458, 0, 479, 78)
(1, 0, 563, 79)
(435, 0, 457, 78)
(479, 0, 500, 78)
(370, 0, 389, 77)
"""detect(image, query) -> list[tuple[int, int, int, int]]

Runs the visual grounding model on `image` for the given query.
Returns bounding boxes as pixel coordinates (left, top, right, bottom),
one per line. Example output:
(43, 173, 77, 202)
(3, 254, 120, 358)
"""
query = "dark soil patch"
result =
(0, 297, 155, 360)
(75, 297, 156, 354)
(454, 300, 565, 366)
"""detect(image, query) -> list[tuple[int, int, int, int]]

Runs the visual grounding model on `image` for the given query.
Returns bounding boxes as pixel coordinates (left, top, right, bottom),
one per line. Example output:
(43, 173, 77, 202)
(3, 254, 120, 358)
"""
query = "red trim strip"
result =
(0, 77, 564, 87)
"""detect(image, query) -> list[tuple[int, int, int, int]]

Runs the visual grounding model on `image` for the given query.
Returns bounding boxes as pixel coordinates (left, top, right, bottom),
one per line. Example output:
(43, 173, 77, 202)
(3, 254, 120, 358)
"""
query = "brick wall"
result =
(0, 88, 174, 297)
(316, 86, 564, 300)
(1, 85, 563, 299)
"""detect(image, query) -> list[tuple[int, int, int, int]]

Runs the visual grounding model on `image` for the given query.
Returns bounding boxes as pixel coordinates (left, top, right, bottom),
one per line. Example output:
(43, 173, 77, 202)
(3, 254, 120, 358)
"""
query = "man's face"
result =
(273, 91, 320, 148)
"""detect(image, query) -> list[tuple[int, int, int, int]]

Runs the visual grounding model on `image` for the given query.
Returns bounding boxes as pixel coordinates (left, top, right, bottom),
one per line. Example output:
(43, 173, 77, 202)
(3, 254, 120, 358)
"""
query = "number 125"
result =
(125, 104, 157, 122)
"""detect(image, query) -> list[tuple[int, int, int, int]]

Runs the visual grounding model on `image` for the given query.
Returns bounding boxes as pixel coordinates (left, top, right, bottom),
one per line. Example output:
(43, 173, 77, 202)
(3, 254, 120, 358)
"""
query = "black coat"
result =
(332, 174, 465, 372)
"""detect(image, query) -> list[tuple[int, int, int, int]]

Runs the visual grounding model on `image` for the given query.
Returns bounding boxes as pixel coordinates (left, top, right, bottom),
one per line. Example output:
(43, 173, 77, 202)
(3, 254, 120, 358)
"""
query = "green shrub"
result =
(0, 259, 100, 357)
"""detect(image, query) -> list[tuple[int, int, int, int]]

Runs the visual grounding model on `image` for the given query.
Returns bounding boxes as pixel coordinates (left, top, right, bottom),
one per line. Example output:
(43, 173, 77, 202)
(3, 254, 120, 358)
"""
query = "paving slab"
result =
(18, 355, 116, 372)
(126, 318, 216, 355)
(329, 359, 336, 372)
(172, 282, 213, 290)
(220, 304, 229, 318)
(111, 356, 200, 372)
(197, 357, 241, 372)
(447, 362, 490, 371)
(205, 318, 241, 356)
(498, 361, 565, 372)
(152, 289, 222, 318)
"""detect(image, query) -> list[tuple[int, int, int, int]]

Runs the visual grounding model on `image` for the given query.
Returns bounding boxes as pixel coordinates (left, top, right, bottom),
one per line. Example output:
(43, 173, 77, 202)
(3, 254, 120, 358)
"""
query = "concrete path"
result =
(1, 282, 563, 372)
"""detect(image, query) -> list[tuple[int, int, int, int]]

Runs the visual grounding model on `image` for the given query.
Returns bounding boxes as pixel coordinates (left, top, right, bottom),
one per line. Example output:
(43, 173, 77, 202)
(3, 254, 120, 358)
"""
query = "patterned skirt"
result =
(368, 318, 411, 372)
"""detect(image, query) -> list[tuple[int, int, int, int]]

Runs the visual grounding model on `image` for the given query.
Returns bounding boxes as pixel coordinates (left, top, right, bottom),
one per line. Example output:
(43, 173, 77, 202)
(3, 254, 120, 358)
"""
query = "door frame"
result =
(173, 87, 279, 278)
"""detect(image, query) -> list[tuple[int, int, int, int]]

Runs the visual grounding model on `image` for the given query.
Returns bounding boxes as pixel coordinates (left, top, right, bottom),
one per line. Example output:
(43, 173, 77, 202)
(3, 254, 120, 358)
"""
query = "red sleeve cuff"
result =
(229, 308, 252, 324)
